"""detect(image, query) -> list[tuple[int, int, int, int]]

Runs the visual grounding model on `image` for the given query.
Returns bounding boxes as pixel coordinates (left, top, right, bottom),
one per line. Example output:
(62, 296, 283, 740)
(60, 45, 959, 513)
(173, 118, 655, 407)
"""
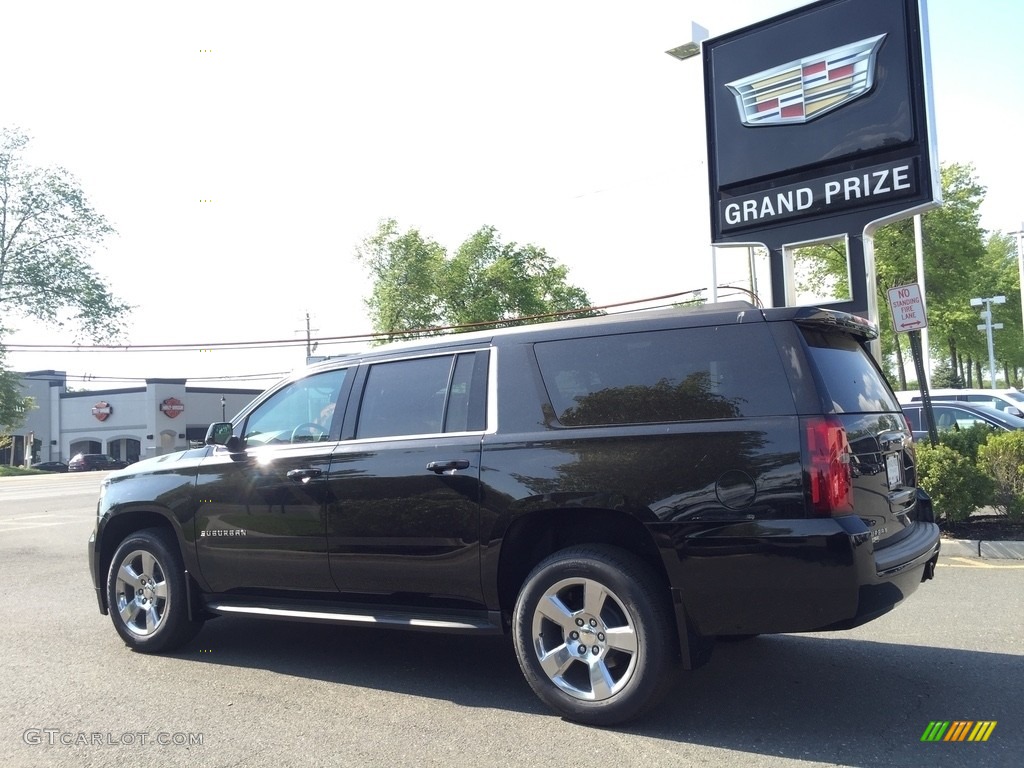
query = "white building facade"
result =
(4, 371, 261, 466)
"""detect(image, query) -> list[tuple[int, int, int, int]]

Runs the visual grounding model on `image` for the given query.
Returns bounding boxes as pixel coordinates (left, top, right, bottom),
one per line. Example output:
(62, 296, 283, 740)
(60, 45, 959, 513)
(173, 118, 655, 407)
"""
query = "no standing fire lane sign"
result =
(887, 283, 927, 332)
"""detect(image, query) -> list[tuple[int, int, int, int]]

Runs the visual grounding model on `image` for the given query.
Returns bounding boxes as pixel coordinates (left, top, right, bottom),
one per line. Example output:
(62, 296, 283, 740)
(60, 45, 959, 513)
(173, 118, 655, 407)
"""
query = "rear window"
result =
(534, 325, 793, 426)
(801, 329, 900, 413)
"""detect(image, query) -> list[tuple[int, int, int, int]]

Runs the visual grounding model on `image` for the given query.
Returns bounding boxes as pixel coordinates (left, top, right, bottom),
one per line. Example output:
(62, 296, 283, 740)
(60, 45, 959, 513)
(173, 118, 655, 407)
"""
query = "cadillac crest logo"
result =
(726, 34, 886, 126)
(92, 401, 112, 422)
(160, 397, 185, 419)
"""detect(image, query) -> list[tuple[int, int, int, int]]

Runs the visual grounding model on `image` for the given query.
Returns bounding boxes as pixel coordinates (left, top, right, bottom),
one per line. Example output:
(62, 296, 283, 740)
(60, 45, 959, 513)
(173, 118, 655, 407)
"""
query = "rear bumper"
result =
(655, 518, 941, 637)
(822, 521, 940, 631)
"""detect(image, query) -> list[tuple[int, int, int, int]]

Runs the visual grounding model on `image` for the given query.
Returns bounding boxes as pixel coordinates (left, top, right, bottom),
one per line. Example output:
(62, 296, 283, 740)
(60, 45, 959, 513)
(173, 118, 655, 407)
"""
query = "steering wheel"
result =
(290, 422, 327, 443)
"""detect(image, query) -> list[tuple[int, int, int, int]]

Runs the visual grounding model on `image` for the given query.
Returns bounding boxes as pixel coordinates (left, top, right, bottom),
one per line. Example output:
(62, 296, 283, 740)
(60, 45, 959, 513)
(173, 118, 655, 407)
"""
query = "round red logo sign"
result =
(160, 397, 185, 419)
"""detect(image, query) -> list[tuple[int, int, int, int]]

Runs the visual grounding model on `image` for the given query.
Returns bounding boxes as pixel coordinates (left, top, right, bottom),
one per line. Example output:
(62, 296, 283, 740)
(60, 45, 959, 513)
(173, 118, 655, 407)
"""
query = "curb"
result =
(941, 538, 1024, 560)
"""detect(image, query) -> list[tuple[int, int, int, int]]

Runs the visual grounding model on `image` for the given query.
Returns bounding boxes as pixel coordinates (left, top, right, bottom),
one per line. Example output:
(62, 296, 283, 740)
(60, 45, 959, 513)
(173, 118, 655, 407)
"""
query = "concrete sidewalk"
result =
(941, 537, 1024, 560)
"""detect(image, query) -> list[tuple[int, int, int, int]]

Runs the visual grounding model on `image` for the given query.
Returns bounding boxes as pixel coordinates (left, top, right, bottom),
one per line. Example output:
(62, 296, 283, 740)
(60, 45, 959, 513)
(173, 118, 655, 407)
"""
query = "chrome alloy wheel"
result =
(114, 548, 169, 638)
(530, 576, 639, 701)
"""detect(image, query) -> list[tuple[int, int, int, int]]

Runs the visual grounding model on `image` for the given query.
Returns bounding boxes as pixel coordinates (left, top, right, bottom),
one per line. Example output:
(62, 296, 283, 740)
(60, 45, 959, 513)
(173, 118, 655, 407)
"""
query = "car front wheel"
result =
(106, 528, 203, 652)
(512, 545, 678, 725)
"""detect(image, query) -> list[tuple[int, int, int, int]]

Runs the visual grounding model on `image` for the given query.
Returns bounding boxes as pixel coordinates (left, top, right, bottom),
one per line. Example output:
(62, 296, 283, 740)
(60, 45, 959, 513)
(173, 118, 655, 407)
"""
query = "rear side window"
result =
(356, 352, 487, 439)
(902, 407, 921, 431)
(534, 325, 793, 426)
(801, 329, 900, 413)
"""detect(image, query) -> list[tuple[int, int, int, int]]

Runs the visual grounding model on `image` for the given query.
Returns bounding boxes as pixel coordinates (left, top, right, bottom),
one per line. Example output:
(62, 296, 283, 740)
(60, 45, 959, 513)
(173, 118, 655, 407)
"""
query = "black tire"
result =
(512, 545, 679, 726)
(106, 528, 203, 652)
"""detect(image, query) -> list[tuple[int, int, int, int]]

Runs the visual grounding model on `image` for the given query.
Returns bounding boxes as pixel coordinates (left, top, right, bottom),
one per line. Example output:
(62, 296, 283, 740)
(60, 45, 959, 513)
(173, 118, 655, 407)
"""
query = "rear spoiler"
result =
(786, 307, 879, 341)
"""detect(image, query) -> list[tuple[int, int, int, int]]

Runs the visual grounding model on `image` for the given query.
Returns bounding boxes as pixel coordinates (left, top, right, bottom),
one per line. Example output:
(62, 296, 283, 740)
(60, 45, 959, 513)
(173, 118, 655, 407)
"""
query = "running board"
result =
(205, 600, 505, 634)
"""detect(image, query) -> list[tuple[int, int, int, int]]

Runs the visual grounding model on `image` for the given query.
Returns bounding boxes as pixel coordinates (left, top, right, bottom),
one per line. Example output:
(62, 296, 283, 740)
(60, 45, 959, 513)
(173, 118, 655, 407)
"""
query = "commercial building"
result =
(2, 370, 261, 467)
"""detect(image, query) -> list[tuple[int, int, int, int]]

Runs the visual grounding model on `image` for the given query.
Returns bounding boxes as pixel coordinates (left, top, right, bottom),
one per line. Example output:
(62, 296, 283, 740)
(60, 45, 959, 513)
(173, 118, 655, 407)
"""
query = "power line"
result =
(3, 289, 707, 354)
(21, 371, 289, 386)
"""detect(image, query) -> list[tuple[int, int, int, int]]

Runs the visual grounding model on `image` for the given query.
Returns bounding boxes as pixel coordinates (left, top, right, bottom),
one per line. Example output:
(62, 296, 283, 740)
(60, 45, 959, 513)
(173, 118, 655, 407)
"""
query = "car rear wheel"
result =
(106, 528, 203, 652)
(512, 545, 678, 726)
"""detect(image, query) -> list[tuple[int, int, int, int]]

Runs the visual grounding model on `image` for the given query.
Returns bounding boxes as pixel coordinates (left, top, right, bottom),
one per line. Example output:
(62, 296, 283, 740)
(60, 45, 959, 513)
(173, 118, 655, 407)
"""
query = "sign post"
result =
(888, 283, 937, 445)
(701, 0, 941, 331)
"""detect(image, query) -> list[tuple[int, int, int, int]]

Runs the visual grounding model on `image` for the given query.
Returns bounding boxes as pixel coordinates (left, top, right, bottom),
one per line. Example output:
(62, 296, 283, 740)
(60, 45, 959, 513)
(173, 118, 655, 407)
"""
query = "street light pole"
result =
(971, 295, 1006, 389)
(1011, 224, 1024, 351)
(667, 22, 713, 302)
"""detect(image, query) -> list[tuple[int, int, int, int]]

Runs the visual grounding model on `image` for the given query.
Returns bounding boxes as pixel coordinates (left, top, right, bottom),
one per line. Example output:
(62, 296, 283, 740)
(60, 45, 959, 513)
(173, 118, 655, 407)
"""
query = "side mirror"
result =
(205, 422, 237, 448)
(1010, 407, 1024, 419)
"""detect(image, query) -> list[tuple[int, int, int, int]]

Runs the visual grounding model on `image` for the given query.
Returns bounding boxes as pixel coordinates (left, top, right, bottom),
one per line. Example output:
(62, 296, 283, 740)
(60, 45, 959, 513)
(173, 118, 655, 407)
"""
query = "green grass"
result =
(0, 466, 51, 477)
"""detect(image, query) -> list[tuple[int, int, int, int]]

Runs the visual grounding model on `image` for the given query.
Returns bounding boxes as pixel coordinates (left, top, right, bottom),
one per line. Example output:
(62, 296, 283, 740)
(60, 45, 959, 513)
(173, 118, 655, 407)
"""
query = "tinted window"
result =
(356, 353, 488, 439)
(902, 407, 921, 431)
(966, 394, 1003, 410)
(931, 405, 994, 431)
(534, 325, 792, 426)
(243, 369, 347, 446)
(801, 330, 900, 413)
(444, 352, 487, 433)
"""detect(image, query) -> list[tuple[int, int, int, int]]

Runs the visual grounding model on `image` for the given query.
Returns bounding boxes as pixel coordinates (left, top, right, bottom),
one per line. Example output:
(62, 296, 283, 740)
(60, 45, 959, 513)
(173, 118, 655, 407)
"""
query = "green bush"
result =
(976, 431, 1024, 520)
(914, 442, 991, 523)
(938, 423, 994, 462)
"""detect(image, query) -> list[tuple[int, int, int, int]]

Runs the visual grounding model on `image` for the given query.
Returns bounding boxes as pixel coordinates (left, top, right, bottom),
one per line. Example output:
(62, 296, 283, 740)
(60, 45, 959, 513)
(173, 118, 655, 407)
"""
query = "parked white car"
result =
(896, 388, 1024, 418)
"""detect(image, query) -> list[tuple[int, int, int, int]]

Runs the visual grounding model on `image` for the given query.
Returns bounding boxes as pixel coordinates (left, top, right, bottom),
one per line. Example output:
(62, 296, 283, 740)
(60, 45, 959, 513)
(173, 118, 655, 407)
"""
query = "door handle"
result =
(426, 460, 470, 474)
(287, 468, 323, 484)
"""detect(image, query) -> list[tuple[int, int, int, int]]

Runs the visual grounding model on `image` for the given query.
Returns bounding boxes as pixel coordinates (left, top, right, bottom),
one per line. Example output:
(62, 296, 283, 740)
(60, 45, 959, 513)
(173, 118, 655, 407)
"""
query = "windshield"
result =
(969, 404, 1024, 428)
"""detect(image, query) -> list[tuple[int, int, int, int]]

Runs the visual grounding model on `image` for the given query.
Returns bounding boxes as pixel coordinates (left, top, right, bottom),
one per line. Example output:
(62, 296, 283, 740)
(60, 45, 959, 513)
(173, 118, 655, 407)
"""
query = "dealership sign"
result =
(721, 160, 916, 233)
(160, 397, 185, 419)
(725, 34, 886, 127)
(92, 401, 112, 422)
(702, 0, 940, 316)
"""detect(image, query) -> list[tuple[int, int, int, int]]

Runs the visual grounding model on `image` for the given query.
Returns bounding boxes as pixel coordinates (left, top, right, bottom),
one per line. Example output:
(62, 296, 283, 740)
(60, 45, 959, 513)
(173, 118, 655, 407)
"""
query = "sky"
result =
(2, 0, 1021, 392)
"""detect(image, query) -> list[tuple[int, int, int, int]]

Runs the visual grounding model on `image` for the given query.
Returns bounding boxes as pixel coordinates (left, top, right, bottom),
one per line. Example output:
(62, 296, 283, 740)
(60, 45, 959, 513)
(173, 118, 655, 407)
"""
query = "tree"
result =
(1, 126, 131, 437)
(354, 219, 446, 342)
(0, 345, 33, 447)
(441, 226, 595, 327)
(912, 164, 988, 383)
(1, 127, 131, 341)
(356, 220, 596, 341)
(790, 163, 992, 387)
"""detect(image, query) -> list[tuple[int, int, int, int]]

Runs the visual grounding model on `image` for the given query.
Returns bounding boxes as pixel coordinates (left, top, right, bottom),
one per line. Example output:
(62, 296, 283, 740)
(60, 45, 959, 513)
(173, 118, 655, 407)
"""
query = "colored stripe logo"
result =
(921, 721, 997, 742)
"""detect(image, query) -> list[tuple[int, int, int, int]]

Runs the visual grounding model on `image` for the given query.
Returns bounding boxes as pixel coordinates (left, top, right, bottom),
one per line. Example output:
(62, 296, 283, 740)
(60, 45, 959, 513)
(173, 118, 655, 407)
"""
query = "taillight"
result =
(901, 413, 915, 441)
(802, 416, 854, 517)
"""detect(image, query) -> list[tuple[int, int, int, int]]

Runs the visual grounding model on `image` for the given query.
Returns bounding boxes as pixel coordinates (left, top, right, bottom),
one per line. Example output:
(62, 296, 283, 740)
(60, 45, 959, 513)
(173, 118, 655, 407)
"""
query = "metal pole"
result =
(985, 301, 997, 389)
(914, 215, 929, 386)
(748, 245, 758, 300)
(710, 244, 719, 303)
(1016, 225, 1024, 355)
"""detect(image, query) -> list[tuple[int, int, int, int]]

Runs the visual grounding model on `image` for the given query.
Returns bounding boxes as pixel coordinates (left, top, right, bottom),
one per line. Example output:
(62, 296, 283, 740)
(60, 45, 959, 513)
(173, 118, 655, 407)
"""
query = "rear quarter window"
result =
(801, 329, 900, 413)
(534, 325, 793, 426)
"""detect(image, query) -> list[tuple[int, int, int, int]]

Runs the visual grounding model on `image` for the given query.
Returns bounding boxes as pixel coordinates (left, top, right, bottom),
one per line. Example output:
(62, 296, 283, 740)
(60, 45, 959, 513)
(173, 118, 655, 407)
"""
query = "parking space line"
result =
(937, 557, 1024, 569)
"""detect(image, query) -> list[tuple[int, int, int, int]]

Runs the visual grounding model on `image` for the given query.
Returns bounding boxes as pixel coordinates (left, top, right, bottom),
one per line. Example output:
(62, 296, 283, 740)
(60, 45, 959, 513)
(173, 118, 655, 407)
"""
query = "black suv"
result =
(88, 302, 939, 725)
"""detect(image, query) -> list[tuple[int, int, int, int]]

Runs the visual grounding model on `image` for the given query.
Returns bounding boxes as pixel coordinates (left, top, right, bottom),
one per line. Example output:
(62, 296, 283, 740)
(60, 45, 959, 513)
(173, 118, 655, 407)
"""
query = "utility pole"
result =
(296, 312, 319, 359)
